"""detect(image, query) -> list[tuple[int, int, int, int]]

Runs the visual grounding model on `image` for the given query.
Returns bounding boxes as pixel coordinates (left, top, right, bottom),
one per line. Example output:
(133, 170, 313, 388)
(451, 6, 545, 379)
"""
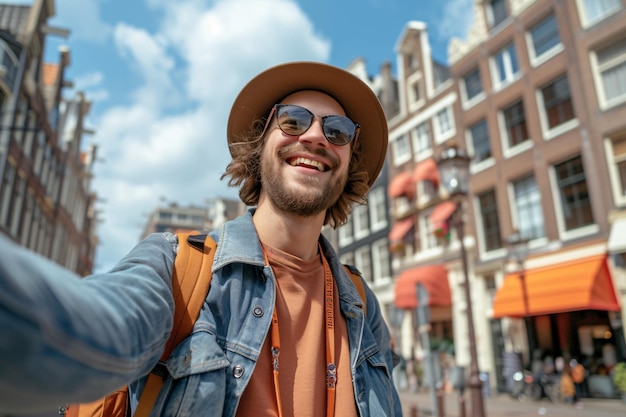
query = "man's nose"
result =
(298, 118, 328, 147)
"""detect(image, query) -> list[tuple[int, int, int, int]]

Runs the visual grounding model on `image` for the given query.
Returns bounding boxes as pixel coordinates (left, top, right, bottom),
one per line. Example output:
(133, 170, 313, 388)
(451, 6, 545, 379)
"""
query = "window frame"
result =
(500, 99, 530, 152)
(468, 118, 492, 164)
(536, 74, 578, 139)
(487, 0, 509, 29)
(412, 121, 432, 157)
(434, 106, 455, 144)
(368, 187, 388, 232)
(353, 204, 370, 239)
(491, 42, 520, 90)
(392, 134, 412, 166)
(461, 67, 485, 108)
(510, 175, 546, 242)
(604, 136, 626, 207)
(371, 238, 392, 286)
(576, 0, 622, 28)
(550, 155, 598, 240)
(477, 189, 503, 254)
(527, 13, 563, 67)
(591, 36, 626, 110)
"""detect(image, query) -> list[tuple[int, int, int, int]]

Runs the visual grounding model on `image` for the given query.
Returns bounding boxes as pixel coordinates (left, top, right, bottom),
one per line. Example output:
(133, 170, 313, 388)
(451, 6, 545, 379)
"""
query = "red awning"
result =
(394, 264, 451, 309)
(389, 217, 416, 242)
(413, 158, 440, 186)
(388, 172, 415, 199)
(492, 255, 620, 318)
(430, 201, 457, 230)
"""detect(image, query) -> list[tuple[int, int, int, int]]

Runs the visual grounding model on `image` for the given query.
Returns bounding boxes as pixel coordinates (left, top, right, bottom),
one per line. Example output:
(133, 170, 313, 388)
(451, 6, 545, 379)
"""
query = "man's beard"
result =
(260, 145, 348, 218)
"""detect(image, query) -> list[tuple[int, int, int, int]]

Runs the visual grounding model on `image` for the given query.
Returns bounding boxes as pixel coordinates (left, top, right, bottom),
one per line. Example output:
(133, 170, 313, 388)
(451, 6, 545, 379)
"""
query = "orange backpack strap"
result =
(134, 232, 216, 417)
(342, 264, 367, 316)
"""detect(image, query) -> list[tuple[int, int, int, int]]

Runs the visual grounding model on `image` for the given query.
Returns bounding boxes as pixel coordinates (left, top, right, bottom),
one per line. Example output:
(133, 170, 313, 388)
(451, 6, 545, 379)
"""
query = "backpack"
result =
(65, 231, 367, 417)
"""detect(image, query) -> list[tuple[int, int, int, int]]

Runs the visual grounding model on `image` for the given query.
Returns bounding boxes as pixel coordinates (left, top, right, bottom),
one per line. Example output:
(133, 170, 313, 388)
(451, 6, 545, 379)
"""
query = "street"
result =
(399, 389, 625, 417)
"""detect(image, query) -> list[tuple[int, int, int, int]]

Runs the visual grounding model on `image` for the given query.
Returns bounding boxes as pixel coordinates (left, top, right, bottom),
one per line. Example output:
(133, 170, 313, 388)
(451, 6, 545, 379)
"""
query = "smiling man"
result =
(0, 62, 401, 417)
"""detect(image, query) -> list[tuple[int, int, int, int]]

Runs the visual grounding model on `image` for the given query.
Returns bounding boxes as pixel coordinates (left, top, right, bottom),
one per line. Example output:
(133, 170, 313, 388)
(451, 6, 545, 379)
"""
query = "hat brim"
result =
(227, 62, 388, 187)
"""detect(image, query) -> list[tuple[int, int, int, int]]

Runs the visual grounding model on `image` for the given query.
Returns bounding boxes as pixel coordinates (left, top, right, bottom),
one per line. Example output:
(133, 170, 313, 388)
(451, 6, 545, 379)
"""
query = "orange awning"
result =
(430, 201, 457, 230)
(413, 158, 440, 186)
(394, 264, 451, 309)
(388, 171, 415, 199)
(492, 255, 620, 318)
(389, 217, 415, 242)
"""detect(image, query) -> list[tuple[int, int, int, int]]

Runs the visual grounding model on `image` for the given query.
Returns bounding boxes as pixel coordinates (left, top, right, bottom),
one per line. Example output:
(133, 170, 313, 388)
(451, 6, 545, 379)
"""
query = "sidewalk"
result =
(398, 389, 625, 417)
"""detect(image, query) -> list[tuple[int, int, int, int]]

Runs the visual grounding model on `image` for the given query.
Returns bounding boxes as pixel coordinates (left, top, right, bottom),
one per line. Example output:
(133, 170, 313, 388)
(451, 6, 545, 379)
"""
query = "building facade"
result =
(140, 197, 243, 240)
(0, 0, 98, 276)
(322, 58, 400, 345)
(386, 0, 626, 398)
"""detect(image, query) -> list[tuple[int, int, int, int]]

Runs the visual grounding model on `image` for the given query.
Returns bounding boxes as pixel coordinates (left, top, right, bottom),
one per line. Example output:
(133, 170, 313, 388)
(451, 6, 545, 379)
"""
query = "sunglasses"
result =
(263, 104, 360, 146)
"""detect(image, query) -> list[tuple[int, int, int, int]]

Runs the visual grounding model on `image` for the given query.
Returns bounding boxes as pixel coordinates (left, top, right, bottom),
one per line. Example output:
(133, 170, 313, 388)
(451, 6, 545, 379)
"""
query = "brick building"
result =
(0, 0, 98, 276)
(385, 0, 626, 397)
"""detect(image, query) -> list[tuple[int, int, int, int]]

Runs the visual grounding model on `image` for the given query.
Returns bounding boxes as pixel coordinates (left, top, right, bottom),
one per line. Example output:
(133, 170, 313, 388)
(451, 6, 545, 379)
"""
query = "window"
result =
(420, 210, 440, 251)
(355, 246, 372, 284)
(339, 217, 353, 246)
(609, 137, 626, 200)
(392, 134, 411, 166)
(478, 189, 502, 252)
(412, 122, 431, 155)
(554, 156, 594, 231)
(594, 37, 626, 108)
(340, 252, 354, 268)
(409, 79, 423, 104)
(353, 205, 369, 238)
(540, 74, 575, 130)
(368, 187, 387, 231)
(578, 0, 622, 27)
(0, 161, 15, 227)
(502, 100, 528, 147)
(463, 67, 483, 102)
(372, 239, 391, 283)
(493, 43, 519, 88)
(9, 174, 25, 237)
(512, 175, 545, 240)
(469, 119, 491, 163)
(435, 107, 454, 142)
(488, 0, 508, 28)
(529, 13, 561, 62)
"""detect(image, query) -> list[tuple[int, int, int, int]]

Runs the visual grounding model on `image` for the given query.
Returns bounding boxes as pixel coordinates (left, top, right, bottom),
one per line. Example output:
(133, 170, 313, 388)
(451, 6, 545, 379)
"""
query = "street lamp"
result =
(437, 145, 485, 417)
(506, 231, 536, 365)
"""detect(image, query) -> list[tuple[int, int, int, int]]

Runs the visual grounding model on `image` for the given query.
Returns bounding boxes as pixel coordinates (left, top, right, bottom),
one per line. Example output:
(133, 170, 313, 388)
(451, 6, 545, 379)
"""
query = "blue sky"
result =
(7, 0, 475, 272)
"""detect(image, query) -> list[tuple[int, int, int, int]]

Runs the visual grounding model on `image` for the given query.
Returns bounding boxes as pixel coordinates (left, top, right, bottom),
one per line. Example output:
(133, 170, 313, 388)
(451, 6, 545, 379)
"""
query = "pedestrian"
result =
(571, 358, 586, 408)
(560, 366, 575, 404)
(0, 61, 401, 417)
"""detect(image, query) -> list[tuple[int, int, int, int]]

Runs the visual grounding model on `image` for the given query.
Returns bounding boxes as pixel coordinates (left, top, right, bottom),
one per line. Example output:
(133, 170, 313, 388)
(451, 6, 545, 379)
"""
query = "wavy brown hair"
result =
(221, 118, 370, 228)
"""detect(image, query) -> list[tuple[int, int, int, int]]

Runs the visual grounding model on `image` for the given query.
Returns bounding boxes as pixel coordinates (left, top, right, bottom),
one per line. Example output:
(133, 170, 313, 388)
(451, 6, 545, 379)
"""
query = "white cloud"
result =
(437, 0, 474, 41)
(54, 0, 113, 43)
(89, 0, 331, 272)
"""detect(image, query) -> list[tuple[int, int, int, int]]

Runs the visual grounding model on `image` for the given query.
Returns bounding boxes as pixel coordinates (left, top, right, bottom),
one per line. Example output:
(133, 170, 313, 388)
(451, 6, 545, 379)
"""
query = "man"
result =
(0, 62, 401, 417)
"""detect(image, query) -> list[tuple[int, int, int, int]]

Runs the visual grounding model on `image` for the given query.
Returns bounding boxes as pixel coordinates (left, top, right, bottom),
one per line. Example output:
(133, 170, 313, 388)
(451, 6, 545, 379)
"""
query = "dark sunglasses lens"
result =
(323, 116, 355, 145)
(277, 106, 312, 135)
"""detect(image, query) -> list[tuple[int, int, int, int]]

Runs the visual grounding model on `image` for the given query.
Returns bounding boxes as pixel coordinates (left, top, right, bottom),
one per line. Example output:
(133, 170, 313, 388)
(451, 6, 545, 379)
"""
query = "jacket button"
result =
(253, 307, 264, 317)
(233, 365, 244, 378)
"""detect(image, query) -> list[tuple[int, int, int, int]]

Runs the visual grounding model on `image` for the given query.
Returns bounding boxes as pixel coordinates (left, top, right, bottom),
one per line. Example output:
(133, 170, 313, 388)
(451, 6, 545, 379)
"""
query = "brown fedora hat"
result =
(227, 61, 388, 187)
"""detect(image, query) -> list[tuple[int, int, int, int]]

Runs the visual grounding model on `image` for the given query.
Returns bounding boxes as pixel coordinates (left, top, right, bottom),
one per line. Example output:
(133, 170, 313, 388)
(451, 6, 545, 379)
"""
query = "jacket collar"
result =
(210, 207, 365, 310)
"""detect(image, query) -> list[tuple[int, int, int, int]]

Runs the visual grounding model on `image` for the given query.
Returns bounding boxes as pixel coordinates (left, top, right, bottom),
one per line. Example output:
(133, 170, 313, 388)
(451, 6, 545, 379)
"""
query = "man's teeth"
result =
(290, 157, 325, 172)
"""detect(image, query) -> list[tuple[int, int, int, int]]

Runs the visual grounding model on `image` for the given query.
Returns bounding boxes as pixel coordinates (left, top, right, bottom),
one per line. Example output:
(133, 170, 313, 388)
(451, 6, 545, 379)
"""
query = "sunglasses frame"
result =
(261, 104, 360, 146)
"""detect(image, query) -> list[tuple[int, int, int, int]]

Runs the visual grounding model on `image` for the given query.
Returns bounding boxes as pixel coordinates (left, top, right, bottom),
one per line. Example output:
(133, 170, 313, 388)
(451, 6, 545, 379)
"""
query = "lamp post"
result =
(437, 145, 485, 417)
(506, 231, 536, 364)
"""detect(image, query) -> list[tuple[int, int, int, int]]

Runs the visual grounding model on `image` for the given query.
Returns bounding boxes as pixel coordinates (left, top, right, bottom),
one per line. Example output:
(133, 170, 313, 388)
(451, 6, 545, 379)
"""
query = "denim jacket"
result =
(0, 209, 401, 416)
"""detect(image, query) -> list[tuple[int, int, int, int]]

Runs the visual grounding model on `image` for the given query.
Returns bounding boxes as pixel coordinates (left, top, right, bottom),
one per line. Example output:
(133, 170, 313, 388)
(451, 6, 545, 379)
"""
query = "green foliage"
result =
(614, 362, 626, 392)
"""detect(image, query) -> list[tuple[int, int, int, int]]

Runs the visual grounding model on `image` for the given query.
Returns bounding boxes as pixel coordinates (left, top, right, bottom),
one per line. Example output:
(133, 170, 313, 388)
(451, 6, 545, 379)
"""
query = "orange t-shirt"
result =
(235, 244, 358, 417)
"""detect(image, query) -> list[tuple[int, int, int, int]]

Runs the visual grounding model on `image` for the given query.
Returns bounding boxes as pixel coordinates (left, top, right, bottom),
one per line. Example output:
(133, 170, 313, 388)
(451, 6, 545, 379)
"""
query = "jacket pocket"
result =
(166, 330, 230, 378)
(147, 330, 230, 417)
